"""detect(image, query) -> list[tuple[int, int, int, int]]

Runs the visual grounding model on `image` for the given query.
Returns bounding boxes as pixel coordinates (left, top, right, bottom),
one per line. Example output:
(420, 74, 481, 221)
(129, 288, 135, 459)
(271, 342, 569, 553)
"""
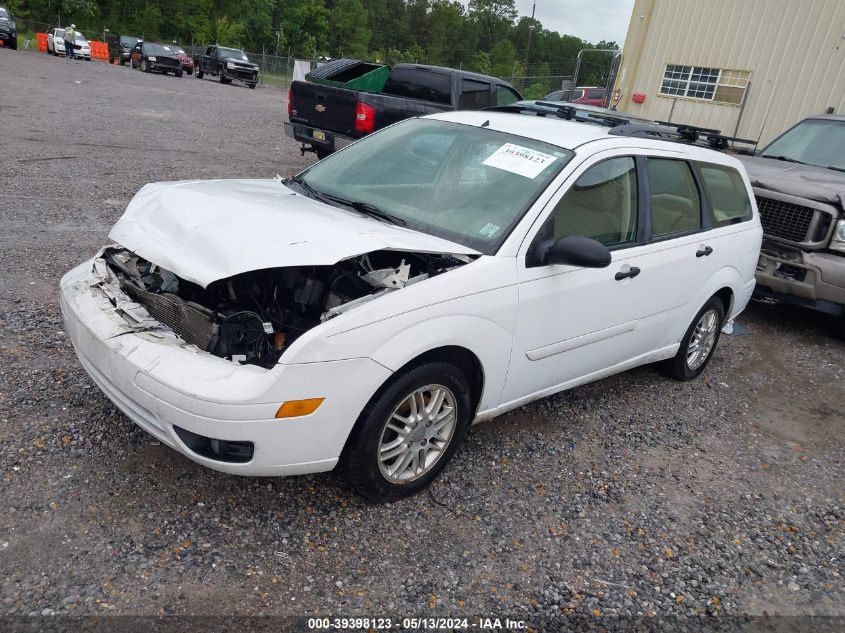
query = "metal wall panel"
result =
(616, 0, 845, 146)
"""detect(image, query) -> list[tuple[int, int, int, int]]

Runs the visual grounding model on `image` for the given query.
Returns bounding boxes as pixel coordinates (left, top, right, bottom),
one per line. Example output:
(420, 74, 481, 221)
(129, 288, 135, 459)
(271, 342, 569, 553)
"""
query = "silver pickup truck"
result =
(738, 114, 845, 334)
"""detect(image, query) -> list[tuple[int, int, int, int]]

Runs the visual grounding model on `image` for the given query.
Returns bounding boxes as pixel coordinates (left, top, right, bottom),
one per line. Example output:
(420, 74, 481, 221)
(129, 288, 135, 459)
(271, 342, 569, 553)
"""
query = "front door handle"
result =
(696, 245, 714, 258)
(615, 266, 641, 281)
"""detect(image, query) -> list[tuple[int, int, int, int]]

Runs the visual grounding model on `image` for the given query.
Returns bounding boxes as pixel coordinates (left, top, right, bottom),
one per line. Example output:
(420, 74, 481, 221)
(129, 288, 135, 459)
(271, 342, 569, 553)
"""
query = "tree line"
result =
(10, 1, 619, 95)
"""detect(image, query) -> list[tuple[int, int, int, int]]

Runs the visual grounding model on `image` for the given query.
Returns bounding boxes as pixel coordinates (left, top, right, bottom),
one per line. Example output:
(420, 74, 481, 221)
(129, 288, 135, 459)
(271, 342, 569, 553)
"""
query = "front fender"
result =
(366, 313, 515, 415)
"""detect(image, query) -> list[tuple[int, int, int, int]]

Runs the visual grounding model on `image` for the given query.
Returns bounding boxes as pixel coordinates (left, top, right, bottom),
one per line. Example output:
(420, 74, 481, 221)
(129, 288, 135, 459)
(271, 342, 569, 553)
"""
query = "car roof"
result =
(427, 110, 743, 167)
(806, 114, 845, 122)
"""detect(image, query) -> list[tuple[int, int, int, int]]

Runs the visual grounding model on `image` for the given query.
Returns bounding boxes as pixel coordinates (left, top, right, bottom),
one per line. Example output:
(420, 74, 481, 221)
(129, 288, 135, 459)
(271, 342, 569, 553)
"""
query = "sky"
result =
(463, 1, 636, 47)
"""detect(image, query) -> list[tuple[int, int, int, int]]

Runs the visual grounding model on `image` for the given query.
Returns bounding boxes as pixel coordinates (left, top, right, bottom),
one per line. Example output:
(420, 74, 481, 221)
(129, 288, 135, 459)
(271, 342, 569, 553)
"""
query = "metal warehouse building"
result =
(614, 0, 845, 147)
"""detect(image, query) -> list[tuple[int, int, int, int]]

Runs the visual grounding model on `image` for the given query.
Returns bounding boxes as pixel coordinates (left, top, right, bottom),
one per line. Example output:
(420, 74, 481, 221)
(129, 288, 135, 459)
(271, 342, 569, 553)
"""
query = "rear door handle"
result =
(696, 245, 713, 258)
(615, 266, 641, 281)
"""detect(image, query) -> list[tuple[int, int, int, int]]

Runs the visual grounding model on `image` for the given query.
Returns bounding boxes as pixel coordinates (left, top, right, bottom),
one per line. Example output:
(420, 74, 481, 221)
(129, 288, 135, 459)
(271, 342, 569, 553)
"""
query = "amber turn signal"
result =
(275, 398, 325, 418)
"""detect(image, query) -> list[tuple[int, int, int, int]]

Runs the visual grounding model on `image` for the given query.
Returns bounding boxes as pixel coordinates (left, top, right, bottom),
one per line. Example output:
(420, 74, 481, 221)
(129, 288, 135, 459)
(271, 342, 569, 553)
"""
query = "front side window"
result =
(459, 79, 492, 109)
(496, 85, 521, 106)
(296, 119, 572, 254)
(550, 157, 638, 248)
(647, 158, 701, 237)
(697, 163, 752, 226)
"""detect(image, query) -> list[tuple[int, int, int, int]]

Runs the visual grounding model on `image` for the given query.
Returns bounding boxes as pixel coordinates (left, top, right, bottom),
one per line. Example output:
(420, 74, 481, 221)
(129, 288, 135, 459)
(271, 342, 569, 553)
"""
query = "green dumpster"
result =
(305, 58, 390, 93)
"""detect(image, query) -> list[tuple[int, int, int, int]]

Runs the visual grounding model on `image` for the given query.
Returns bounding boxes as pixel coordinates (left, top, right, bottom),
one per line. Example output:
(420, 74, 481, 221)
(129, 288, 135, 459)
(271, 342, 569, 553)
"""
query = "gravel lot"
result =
(1, 50, 843, 630)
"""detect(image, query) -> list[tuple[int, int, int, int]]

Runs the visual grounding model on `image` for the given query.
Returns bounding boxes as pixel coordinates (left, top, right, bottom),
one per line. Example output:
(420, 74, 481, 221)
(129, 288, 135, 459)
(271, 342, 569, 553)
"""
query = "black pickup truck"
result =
(285, 62, 522, 158)
(194, 45, 259, 89)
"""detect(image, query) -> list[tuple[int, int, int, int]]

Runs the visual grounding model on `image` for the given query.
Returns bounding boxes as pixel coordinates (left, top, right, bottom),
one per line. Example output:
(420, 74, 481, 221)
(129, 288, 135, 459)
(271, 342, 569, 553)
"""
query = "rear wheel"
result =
(346, 362, 472, 502)
(662, 297, 725, 381)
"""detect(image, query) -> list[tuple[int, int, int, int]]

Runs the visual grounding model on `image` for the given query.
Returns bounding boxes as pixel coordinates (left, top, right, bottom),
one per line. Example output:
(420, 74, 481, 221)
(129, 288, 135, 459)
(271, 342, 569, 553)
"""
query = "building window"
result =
(659, 65, 750, 104)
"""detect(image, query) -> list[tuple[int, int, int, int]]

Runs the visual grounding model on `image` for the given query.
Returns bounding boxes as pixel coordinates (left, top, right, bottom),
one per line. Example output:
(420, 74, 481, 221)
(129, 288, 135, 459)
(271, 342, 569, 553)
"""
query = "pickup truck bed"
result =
(285, 63, 522, 157)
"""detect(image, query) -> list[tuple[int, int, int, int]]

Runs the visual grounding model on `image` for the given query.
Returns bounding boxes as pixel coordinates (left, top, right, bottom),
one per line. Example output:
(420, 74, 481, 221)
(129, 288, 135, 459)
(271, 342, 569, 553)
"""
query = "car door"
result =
(502, 152, 649, 406)
(501, 148, 715, 407)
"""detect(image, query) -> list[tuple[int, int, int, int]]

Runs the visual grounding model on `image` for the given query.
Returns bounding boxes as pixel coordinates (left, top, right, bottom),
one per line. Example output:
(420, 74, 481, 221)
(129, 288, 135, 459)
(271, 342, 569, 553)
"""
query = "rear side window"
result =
(647, 158, 702, 237)
(587, 89, 606, 100)
(696, 163, 752, 226)
(495, 85, 521, 106)
(383, 68, 452, 105)
(459, 79, 492, 109)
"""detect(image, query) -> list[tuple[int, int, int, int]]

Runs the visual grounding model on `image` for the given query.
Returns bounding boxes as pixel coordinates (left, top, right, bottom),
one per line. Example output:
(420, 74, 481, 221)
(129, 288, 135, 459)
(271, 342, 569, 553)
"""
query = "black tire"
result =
(176, 70, 183, 78)
(196, 68, 203, 79)
(142, 59, 150, 72)
(9, 38, 17, 50)
(662, 297, 725, 381)
(248, 82, 256, 89)
(119, 58, 125, 66)
(315, 149, 331, 160)
(220, 72, 230, 84)
(346, 361, 472, 502)
(187, 68, 193, 75)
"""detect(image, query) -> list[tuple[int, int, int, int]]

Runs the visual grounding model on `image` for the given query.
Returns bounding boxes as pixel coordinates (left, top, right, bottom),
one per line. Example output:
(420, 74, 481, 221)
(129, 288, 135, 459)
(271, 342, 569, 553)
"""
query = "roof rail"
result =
(485, 101, 757, 151)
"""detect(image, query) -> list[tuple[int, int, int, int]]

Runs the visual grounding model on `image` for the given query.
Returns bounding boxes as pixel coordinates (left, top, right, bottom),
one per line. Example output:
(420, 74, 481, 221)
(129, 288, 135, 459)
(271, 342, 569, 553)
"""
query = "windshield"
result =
(74, 33, 87, 43)
(145, 43, 175, 56)
(295, 118, 572, 253)
(0, 8, 9, 18)
(219, 47, 248, 61)
(171, 47, 186, 55)
(121, 36, 140, 46)
(761, 119, 845, 171)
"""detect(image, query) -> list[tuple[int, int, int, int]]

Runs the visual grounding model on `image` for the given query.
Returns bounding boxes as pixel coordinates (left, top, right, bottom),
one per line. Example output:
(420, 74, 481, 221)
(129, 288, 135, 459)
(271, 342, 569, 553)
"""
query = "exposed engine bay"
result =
(102, 246, 472, 368)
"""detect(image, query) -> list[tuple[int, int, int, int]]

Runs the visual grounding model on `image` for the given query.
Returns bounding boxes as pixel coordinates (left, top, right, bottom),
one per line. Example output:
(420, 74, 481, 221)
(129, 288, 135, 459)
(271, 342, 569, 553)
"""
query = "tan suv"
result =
(738, 114, 845, 333)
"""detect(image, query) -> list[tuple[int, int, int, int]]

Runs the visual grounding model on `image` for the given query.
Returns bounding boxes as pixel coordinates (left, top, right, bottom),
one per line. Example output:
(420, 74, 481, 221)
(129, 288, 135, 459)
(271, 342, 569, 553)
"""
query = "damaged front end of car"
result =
(97, 246, 473, 368)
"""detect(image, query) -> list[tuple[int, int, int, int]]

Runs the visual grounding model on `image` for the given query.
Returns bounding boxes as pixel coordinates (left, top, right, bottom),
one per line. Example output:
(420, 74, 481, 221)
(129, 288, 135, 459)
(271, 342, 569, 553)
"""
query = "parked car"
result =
(46, 27, 65, 55)
(0, 6, 17, 50)
(61, 107, 761, 501)
(194, 45, 258, 88)
(285, 61, 523, 158)
(130, 41, 183, 77)
(168, 45, 194, 75)
(543, 86, 607, 107)
(70, 30, 92, 61)
(738, 114, 845, 333)
(107, 34, 140, 65)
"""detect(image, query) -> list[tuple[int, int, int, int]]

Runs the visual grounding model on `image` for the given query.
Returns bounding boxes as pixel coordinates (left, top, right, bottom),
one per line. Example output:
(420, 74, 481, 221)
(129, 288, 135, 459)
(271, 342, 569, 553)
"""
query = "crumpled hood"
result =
(739, 156, 845, 209)
(108, 178, 478, 288)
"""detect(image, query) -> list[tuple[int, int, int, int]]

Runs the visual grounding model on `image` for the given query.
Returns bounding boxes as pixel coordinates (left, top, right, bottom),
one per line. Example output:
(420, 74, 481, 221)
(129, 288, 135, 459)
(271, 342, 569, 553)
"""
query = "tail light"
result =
(287, 87, 293, 120)
(354, 102, 376, 134)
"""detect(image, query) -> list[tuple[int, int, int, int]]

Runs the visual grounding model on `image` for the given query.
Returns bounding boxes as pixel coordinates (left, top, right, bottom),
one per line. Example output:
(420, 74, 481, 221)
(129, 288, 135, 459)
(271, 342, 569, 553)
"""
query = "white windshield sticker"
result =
(482, 143, 557, 179)
(478, 222, 500, 239)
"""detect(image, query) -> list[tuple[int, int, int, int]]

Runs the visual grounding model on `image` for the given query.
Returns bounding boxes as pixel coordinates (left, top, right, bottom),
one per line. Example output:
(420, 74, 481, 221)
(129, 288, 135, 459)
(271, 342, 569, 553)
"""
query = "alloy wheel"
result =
(686, 308, 719, 370)
(377, 384, 458, 483)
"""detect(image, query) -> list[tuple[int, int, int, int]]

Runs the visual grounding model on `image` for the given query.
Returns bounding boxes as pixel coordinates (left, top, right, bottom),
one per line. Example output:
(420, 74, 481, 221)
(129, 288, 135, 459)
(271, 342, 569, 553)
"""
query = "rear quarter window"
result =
(383, 68, 452, 105)
(696, 163, 752, 226)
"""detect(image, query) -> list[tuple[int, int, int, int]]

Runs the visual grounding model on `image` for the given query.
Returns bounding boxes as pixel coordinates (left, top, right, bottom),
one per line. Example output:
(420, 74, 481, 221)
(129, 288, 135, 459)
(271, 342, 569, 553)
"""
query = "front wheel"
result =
(248, 82, 256, 89)
(176, 70, 183, 78)
(346, 362, 472, 502)
(196, 68, 203, 79)
(142, 59, 150, 72)
(662, 297, 725, 381)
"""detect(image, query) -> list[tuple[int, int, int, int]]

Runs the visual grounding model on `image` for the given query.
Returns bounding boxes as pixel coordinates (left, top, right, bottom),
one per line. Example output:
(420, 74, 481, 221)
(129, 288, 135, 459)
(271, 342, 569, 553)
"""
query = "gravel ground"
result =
(1, 50, 844, 630)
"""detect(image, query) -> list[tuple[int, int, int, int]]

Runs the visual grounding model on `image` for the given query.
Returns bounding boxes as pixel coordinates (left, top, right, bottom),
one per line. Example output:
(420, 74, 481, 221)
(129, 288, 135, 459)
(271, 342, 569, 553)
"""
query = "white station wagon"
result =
(61, 108, 762, 501)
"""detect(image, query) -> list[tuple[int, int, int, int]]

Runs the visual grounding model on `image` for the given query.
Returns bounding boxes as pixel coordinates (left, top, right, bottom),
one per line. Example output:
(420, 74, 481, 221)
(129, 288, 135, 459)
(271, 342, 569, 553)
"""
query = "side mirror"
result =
(544, 235, 612, 268)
